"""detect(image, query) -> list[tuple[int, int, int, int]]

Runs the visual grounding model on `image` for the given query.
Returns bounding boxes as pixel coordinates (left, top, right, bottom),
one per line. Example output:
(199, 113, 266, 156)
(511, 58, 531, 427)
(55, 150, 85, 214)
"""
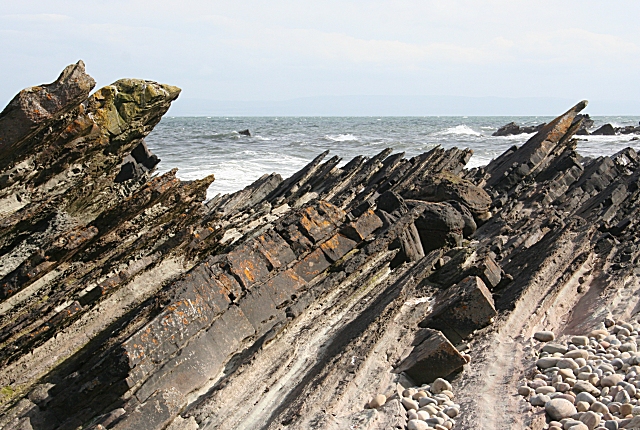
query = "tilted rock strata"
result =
(2, 65, 640, 430)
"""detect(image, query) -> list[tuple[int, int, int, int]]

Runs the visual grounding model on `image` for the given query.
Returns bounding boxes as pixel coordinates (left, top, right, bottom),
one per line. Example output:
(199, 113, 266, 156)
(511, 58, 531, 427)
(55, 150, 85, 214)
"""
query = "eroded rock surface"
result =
(2, 65, 640, 430)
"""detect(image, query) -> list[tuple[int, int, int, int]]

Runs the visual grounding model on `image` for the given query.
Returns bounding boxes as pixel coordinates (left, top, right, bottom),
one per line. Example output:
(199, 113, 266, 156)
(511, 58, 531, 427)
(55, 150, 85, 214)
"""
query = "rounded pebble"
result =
(402, 397, 419, 411)
(545, 398, 578, 420)
(579, 411, 600, 430)
(407, 419, 430, 430)
(368, 394, 386, 408)
(431, 378, 452, 394)
(535, 331, 556, 342)
(531, 394, 551, 406)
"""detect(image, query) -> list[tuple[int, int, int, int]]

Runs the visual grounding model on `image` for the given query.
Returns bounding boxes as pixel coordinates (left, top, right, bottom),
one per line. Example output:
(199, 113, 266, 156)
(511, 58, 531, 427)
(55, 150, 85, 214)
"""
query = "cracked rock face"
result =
(2, 64, 640, 430)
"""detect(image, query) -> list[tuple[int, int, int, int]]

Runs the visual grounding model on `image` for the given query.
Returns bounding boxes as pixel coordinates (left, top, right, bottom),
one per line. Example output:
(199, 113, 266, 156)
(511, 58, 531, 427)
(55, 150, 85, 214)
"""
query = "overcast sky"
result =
(1, 1, 639, 114)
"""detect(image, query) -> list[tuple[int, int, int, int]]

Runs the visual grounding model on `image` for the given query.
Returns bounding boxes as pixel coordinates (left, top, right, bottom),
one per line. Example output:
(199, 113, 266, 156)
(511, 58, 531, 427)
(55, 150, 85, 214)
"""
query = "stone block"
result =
(264, 269, 305, 307)
(292, 248, 332, 282)
(477, 254, 501, 289)
(395, 329, 466, 385)
(298, 204, 339, 243)
(420, 276, 496, 344)
(320, 233, 358, 262)
(276, 222, 314, 256)
(255, 229, 296, 269)
(134, 306, 253, 402)
(113, 388, 183, 430)
(341, 209, 383, 241)
(238, 284, 279, 332)
(227, 240, 272, 289)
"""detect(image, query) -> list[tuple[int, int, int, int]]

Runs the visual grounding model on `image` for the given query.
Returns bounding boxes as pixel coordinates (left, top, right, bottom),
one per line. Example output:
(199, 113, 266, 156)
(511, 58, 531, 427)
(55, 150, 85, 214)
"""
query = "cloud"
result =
(518, 28, 639, 63)
(197, 15, 494, 66)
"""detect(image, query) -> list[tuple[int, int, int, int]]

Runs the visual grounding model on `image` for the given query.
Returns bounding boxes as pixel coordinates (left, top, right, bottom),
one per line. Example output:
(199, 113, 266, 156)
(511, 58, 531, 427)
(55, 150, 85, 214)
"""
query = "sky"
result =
(1, 1, 639, 115)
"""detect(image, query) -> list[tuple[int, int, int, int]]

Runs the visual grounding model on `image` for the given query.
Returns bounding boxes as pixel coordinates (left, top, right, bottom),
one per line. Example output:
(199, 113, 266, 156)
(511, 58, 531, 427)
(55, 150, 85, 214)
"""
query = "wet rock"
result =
(492, 122, 546, 137)
(592, 124, 616, 135)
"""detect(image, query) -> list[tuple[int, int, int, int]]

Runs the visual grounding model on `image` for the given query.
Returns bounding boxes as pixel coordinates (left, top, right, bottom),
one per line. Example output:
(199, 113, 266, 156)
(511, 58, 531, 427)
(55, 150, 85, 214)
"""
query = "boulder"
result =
(591, 124, 616, 135)
(413, 202, 465, 252)
(394, 329, 467, 384)
(0, 61, 95, 152)
(419, 276, 496, 344)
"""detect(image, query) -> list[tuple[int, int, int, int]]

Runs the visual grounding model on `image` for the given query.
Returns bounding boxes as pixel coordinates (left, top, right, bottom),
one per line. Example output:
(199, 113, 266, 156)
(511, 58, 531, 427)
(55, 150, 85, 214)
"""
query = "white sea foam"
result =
(147, 116, 640, 198)
(437, 125, 482, 136)
(325, 134, 358, 142)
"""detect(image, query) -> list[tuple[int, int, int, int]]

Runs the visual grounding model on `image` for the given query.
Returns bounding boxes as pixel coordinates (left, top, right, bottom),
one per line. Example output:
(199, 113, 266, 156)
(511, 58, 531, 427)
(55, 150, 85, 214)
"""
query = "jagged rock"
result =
(574, 114, 594, 135)
(395, 329, 467, 384)
(486, 100, 588, 192)
(401, 172, 492, 221)
(0, 61, 95, 152)
(4, 67, 640, 430)
(592, 124, 616, 135)
(492, 122, 546, 137)
(419, 276, 496, 343)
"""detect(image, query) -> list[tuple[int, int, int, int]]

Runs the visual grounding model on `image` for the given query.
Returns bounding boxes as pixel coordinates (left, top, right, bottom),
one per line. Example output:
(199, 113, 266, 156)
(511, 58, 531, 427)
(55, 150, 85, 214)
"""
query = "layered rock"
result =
(2, 64, 640, 430)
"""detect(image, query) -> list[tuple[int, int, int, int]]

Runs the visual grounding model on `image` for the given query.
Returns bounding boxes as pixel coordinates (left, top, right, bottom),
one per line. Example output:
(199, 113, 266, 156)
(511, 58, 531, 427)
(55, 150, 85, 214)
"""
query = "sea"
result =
(145, 116, 640, 199)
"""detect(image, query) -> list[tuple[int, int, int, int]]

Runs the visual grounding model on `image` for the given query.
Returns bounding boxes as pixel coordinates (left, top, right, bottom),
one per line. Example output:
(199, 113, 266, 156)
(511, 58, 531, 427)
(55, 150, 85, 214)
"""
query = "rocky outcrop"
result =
(591, 123, 616, 135)
(594, 123, 640, 135)
(492, 122, 546, 136)
(493, 114, 640, 137)
(3, 64, 640, 430)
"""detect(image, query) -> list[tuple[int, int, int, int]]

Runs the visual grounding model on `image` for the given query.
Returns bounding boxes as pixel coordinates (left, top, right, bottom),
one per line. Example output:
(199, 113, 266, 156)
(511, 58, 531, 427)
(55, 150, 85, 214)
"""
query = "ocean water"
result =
(145, 116, 640, 199)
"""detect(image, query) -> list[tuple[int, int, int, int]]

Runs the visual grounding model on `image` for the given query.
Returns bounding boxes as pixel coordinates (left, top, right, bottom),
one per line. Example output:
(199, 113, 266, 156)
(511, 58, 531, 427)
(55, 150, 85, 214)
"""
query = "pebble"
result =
(417, 410, 429, 420)
(572, 336, 589, 346)
(444, 407, 459, 418)
(590, 401, 609, 414)
(407, 419, 430, 430)
(604, 420, 618, 430)
(518, 386, 533, 396)
(576, 392, 597, 404)
(538, 357, 562, 369)
(412, 391, 428, 400)
(566, 350, 589, 360)
(421, 404, 439, 415)
(519, 319, 640, 430)
(368, 394, 386, 408)
(531, 394, 551, 406)
(580, 411, 600, 429)
(536, 386, 556, 394)
(440, 390, 455, 400)
(546, 398, 577, 420)
(535, 331, 556, 342)
(431, 378, 452, 394)
(619, 403, 633, 416)
(576, 401, 590, 412)
(419, 397, 437, 407)
(544, 344, 569, 354)
(601, 374, 624, 387)
(558, 358, 580, 370)
(402, 397, 419, 411)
